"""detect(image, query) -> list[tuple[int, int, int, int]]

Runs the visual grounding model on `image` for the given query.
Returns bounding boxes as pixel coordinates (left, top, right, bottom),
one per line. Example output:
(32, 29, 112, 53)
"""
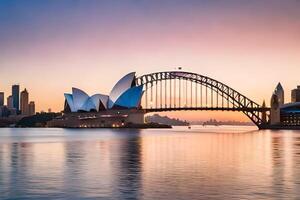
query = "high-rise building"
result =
(270, 83, 284, 125)
(7, 95, 14, 109)
(12, 85, 20, 112)
(28, 101, 35, 116)
(291, 86, 300, 103)
(274, 82, 284, 106)
(20, 88, 29, 115)
(0, 92, 4, 106)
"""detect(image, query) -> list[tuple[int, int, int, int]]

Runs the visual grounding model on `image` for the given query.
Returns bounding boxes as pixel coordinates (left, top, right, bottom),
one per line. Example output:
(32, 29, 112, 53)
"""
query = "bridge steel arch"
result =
(135, 71, 269, 128)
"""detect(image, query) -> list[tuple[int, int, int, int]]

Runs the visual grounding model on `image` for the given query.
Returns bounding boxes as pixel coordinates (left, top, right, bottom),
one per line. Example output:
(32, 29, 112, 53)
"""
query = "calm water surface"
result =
(1, 126, 300, 200)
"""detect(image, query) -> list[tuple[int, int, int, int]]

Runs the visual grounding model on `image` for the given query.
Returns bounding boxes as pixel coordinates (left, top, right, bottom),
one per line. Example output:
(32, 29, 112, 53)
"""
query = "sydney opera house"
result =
(64, 72, 143, 112)
(48, 72, 147, 128)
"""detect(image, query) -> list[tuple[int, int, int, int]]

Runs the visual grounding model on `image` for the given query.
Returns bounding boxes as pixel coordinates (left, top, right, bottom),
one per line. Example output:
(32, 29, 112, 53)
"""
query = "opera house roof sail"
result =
(108, 72, 136, 108)
(64, 72, 144, 113)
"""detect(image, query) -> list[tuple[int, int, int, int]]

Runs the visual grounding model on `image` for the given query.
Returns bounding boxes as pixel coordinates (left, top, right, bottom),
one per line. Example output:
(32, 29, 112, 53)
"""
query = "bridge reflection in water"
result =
(136, 71, 270, 128)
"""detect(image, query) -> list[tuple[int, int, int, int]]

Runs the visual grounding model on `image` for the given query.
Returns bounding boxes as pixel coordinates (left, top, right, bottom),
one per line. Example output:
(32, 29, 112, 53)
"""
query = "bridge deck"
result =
(143, 107, 270, 113)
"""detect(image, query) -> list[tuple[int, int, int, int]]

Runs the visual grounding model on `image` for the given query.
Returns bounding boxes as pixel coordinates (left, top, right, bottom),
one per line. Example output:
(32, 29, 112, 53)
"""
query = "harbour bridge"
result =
(135, 71, 270, 128)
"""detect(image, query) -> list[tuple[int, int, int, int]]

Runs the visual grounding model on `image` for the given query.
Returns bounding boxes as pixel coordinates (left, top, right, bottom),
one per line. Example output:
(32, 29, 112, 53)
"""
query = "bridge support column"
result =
(270, 95, 281, 125)
(261, 100, 267, 124)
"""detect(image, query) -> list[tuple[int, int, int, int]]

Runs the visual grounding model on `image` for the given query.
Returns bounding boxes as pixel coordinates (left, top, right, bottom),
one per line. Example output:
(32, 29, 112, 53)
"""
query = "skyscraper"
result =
(12, 85, 20, 112)
(270, 82, 285, 125)
(7, 95, 13, 109)
(28, 101, 35, 116)
(274, 82, 284, 106)
(20, 88, 29, 115)
(0, 92, 4, 106)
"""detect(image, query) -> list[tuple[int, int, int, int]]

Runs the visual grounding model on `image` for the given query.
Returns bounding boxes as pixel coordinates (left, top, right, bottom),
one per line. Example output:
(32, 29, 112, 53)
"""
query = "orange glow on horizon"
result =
(0, 1, 299, 121)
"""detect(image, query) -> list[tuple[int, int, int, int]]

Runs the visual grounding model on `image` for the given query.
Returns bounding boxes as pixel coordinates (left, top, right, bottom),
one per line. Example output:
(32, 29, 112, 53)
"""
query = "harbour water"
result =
(1, 126, 300, 199)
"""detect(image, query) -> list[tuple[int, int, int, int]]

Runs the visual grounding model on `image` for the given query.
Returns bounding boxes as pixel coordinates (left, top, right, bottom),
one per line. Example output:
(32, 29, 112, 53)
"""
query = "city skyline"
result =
(1, 0, 300, 121)
(0, 84, 35, 117)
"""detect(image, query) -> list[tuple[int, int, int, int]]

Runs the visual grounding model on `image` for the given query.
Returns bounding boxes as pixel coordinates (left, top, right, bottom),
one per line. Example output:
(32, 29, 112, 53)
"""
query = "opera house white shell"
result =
(64, 72, 144, 112)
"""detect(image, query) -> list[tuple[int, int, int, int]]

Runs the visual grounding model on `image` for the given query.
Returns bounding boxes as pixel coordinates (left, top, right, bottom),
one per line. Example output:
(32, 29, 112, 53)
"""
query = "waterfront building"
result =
(12, 85, 20, 112)
(48, 109, 145, 128)
(0, 106, 17, 117)
(269, 83, 300, 126)
(0, 106, 9, 117)
(56, 72, 144, 128)
(291, 86, 300, 103)
(0, 106, 4, 117)
(280, 102, 300, 126)
(1, 96, 18, 117)
(7, 95, 13, 109)
(2, 107, 18, 117)
(28, 101, 35, 116)
(20, 89, 29, 115)
(64, 72, 143, 113)
(0, 92, 4, 106)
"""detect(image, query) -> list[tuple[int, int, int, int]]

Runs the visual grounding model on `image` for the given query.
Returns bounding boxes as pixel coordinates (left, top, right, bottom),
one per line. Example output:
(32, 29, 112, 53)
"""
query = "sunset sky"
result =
(0, 0, 299, 121)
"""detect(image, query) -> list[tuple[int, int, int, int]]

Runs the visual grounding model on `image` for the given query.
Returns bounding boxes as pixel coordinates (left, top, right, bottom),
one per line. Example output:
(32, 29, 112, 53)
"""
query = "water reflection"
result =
(271, 132, 285, 198)
(114, 129, 142, 200)
(1, 127, 300, 199)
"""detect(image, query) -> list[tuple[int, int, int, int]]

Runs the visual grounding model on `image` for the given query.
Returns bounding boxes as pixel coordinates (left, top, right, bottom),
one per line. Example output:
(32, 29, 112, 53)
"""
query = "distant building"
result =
(7, 95, 14, 109)
(0, 92, 4, 106)
(269, 83, 300, 126)
(280, 103, 300, 126)
(28, 101, 35, 115)
(12, 85, 20, 112)
(8, 108, 17, 116)
(277, 84, 300, 126)
(275, 82, 284, 105)
(270, 83, 284, 125)
(0, 106, 9, 117)
(291, 86, 300, 103)
(20, 89, 29, 115)
(0, 106, 18, 117)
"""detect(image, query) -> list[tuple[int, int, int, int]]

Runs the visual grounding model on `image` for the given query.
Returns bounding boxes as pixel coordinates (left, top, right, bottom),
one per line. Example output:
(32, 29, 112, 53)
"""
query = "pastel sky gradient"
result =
(0, 0, 300, 121)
